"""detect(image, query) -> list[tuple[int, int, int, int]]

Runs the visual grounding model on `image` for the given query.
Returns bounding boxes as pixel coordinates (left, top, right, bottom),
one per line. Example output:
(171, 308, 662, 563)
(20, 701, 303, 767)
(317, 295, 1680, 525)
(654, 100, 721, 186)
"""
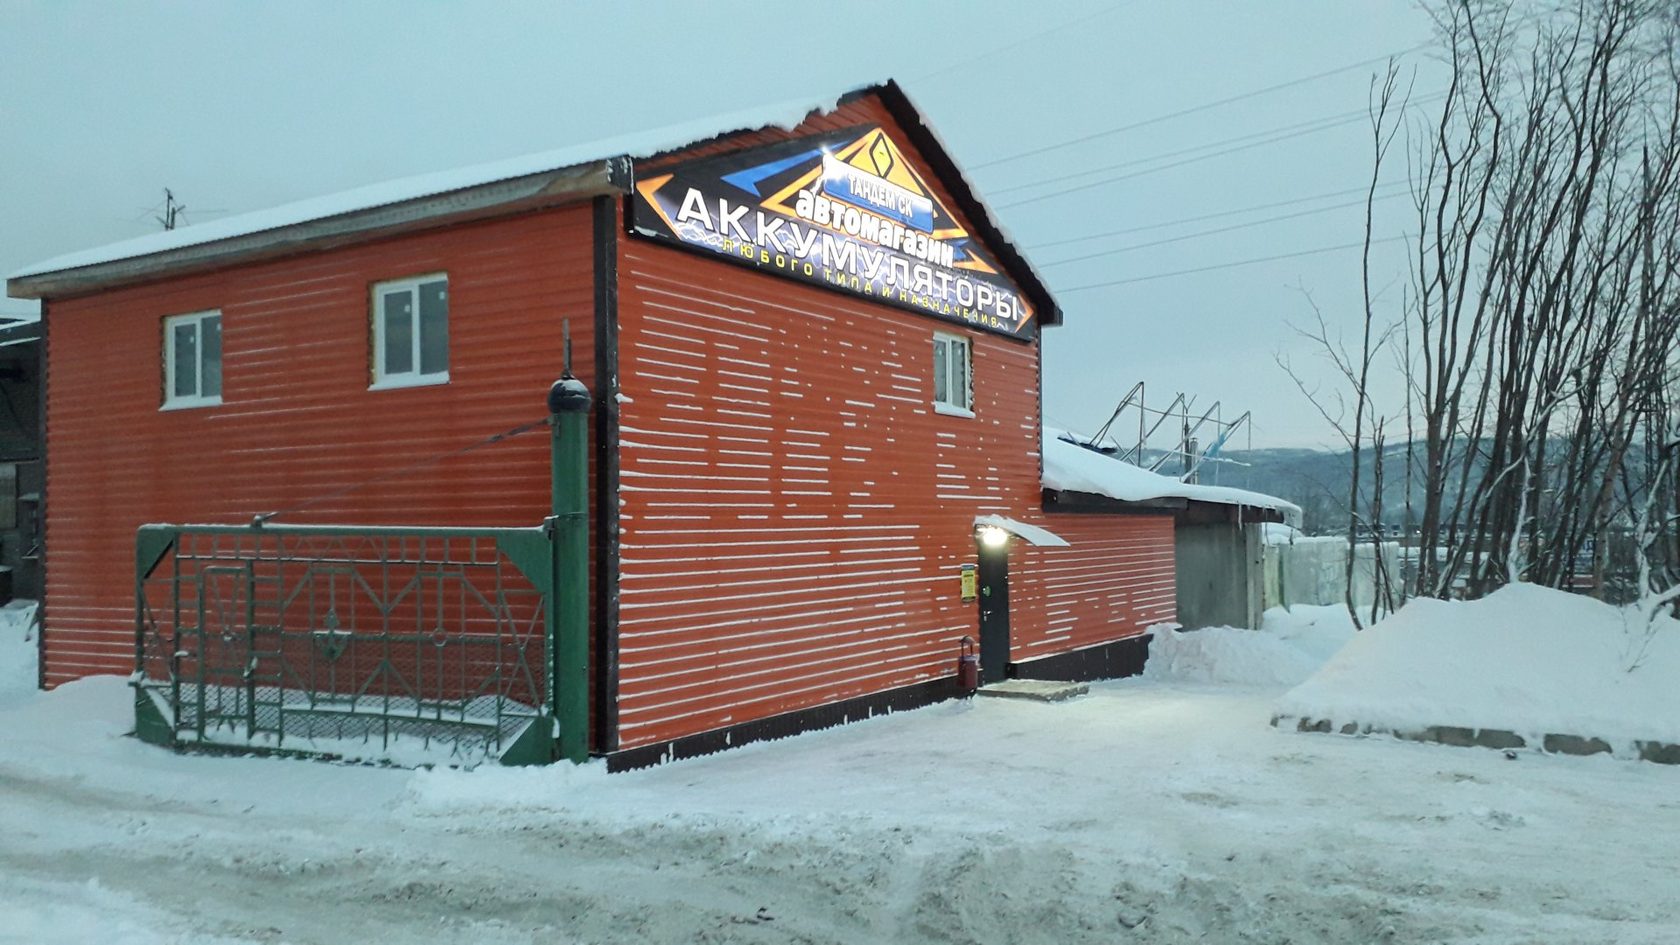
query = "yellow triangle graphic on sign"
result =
(837, 130, 925, 195)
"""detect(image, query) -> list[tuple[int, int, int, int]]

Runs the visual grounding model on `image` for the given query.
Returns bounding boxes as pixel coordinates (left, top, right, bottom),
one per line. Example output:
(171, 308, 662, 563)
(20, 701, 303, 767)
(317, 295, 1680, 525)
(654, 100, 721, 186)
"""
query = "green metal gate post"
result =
(133, 525, 181, 748)
(549, 372, 593, 763)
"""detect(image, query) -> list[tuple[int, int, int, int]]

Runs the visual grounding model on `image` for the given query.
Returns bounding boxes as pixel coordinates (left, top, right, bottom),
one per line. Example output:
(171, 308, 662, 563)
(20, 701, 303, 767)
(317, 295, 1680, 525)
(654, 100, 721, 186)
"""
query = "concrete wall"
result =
(1175, 522, 1264, 630)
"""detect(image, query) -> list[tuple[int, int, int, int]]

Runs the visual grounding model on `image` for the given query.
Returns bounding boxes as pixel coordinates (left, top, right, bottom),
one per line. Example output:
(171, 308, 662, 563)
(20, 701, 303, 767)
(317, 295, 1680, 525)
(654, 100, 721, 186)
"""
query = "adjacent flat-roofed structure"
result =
(1041, 429, 1298, 631)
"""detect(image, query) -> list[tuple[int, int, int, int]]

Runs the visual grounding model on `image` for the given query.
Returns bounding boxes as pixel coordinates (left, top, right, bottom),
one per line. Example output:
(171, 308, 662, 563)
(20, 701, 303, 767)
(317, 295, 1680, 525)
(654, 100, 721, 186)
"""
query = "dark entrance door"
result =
(976, 543, 1010, 683)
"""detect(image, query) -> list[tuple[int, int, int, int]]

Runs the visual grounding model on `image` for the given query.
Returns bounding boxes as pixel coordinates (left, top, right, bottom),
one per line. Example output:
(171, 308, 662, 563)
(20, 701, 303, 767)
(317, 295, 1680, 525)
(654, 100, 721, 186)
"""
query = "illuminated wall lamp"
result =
(977, 525, 1010, 548)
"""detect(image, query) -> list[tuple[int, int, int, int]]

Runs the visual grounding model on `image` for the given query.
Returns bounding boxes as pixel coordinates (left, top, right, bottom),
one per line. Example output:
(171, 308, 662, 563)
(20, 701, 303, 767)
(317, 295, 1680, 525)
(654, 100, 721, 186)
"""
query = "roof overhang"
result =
(1042, 487, 1287, 524)
(974, 514, 1069, 547)
(8, 157, 632, 300)
(8, 80, 1061, 327)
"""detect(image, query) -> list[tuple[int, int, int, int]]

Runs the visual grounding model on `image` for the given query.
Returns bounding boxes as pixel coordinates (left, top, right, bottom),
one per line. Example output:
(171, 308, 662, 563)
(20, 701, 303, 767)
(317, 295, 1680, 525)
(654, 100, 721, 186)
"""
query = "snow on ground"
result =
(1143, 605, 1355, 687)
(5, 651, 1679, 944)
(0, 599, 38, 706)
(1279, 583, 1680, 749)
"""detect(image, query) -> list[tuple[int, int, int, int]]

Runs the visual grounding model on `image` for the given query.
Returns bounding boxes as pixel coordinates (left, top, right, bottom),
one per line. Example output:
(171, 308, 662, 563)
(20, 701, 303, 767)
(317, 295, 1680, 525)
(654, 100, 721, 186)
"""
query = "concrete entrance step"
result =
(977, 679, 1089, 703)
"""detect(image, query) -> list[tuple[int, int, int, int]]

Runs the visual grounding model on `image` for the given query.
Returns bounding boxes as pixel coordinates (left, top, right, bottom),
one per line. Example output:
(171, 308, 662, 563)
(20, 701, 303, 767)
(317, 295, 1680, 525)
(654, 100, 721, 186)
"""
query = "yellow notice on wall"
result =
(960, 564, 977, 602)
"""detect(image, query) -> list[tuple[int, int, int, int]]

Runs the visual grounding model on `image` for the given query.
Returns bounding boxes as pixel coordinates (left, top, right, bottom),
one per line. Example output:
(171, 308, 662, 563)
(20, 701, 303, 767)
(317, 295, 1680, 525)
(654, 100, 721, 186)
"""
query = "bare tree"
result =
(1313, 0, 1680, 606)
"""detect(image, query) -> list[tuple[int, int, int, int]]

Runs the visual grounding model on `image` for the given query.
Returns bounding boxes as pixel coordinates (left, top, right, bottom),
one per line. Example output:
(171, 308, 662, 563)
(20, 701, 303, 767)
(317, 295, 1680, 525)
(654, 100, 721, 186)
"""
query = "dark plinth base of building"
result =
(606, 677, 961, 772)
(605, 633, 1156, 772)
(1008, 633, 1152, 684)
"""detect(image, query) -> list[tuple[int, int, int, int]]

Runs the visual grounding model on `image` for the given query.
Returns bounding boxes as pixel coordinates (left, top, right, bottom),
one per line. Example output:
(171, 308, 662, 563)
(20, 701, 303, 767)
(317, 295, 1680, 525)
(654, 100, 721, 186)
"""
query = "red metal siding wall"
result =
(44, 206, 596, 685)
(613, 94, 1174, 749)
(1012, 515, 1178, 659)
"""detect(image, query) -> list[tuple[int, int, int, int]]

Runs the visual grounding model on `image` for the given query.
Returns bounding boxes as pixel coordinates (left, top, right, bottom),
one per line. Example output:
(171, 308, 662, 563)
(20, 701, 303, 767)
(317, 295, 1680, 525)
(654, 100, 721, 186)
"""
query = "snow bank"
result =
(1278, 583, 1680, 747)
(407, 757, 614, 815)
(1041, 428, 1299, 516)
(4, 877, 258, 945)
(1143, 605, 1355, 687)
(0, 599, 39, 705)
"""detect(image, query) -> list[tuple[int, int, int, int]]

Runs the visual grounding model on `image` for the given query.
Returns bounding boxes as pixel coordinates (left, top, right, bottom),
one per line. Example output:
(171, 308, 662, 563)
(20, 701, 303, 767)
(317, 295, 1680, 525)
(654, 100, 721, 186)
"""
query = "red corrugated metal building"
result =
(9, 81, 1200, 766)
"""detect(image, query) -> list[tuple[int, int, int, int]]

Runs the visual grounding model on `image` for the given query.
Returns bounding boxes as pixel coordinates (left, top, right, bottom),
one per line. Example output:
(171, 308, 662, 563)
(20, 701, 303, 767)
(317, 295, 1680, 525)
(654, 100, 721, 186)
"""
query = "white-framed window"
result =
(371, 273, 449, 389)
(162, 310, 222, 410)
(932, 331, 973, 417)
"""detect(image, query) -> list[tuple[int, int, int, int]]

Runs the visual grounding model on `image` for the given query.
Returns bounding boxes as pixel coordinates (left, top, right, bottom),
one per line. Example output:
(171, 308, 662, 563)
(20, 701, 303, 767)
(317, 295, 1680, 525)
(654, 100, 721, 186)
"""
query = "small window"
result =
(371, 274, 448, 388)
(162, 311, 222, 409)
(932, 331, 972, 416)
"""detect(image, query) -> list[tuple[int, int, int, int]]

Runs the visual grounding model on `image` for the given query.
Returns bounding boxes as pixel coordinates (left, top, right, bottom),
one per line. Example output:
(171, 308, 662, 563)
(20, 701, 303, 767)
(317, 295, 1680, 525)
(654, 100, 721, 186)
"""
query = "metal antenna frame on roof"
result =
(1087, 382, 1251, 485)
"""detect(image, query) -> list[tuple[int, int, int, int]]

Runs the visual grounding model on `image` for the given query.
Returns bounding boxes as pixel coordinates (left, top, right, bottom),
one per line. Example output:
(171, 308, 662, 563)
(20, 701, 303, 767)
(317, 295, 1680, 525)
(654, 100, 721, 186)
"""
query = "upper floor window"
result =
(163, 310, 222, 409)
(932, 331, 972, 417)
(371, 273, 448, 388)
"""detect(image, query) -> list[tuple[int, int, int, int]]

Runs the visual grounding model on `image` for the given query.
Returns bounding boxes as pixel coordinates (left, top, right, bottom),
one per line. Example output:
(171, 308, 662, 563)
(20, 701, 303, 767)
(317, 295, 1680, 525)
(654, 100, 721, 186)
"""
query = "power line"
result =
(1036, 190, 1412, 268)
(1054, 233, 1416, 291)
(996, 96, 1440, 211)
(989, 103, 1370, 195)
(971, 41, 1433, 171)
(996, 113, 1369, 209)
(912, 2, 1138, 82)
(988, 93, 1444, 197)
(1023, 181, 1412, 251)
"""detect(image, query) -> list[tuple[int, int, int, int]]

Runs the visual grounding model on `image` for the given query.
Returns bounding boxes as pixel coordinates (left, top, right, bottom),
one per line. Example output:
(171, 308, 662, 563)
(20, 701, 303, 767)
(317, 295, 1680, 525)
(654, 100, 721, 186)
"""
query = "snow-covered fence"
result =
(1262, 535, 1398, 611)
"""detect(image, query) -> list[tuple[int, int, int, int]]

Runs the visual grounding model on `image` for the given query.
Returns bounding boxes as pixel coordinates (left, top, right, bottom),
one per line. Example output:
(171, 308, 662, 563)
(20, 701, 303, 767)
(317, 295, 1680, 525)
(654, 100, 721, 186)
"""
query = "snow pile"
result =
(407, 755, 613, 814)
(1143, 605, 1355, 687)
(6, 877, 259, 945)
(1278, 583, 1680, 747)
(0, 599, 39, 705)
(1041, 428, 1299, 516)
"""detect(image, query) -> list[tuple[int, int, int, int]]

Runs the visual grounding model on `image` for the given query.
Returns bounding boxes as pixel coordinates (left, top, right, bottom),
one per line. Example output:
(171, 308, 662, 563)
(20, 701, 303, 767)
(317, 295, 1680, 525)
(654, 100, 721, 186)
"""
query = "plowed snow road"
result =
(3, 678, 1676, 944)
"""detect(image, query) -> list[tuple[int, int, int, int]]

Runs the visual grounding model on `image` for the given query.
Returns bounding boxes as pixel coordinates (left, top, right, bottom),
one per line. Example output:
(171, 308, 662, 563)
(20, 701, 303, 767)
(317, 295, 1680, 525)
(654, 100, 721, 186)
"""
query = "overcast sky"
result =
(0, 0, 1439, 451)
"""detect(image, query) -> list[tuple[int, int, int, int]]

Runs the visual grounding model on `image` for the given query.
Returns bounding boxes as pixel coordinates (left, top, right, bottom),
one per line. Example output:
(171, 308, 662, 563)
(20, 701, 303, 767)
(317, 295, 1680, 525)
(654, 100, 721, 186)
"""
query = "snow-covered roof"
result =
(11, 90, 848, 282)
(8, 80, 1060, 325)
(1042, 428, 1300, 517)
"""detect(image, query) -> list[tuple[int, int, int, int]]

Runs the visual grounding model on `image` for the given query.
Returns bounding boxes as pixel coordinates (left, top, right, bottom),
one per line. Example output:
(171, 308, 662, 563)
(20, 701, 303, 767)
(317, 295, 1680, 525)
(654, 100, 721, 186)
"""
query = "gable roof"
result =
(8, 80, 1059, 325)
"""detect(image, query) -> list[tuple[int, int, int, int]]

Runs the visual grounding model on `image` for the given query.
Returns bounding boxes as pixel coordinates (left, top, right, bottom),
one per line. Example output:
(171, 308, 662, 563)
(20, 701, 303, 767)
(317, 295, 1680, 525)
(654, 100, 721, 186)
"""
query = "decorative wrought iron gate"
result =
(133, 524, 573, 766)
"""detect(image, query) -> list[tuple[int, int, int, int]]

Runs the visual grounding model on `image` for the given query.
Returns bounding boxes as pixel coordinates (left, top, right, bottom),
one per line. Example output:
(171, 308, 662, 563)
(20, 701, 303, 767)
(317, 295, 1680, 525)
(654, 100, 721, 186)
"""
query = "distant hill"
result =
(1197, 447, 1357, 533)
(1169, 444, 1459, 534)
(1074, 436, 1625, 534)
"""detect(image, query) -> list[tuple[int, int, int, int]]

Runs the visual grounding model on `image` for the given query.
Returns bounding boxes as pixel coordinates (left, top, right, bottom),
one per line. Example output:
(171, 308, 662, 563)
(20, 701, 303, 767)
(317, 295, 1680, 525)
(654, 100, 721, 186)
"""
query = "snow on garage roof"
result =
(1042, 428, 1300, 517)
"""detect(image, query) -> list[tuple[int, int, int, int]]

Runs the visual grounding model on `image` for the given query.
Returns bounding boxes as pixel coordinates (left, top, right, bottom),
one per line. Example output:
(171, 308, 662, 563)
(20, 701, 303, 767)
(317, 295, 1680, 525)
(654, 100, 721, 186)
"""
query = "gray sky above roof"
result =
(0, 0, 1435, 450)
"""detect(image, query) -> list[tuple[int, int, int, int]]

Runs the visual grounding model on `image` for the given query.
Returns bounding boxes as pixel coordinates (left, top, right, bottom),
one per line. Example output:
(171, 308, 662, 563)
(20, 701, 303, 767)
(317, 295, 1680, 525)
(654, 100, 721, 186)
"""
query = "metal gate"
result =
(133, 523, 577, 766)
